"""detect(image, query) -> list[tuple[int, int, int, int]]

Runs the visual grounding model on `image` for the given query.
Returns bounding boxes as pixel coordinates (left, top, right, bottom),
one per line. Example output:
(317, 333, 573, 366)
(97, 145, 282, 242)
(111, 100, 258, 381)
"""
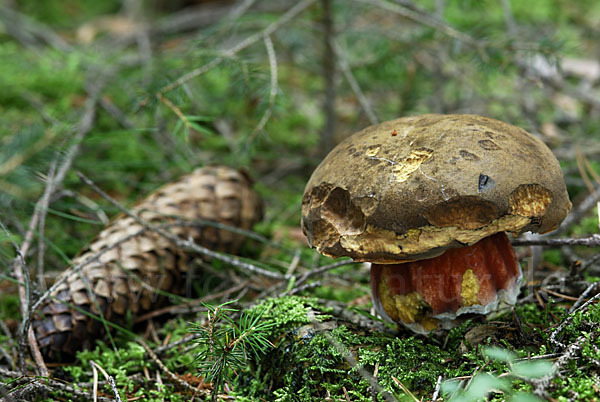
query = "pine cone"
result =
(32, 166, 263, 359)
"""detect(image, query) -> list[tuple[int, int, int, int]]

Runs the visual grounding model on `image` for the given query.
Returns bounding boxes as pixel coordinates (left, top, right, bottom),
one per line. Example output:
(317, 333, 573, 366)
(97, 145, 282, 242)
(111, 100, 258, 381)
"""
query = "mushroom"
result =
(301, 114, 571, 333)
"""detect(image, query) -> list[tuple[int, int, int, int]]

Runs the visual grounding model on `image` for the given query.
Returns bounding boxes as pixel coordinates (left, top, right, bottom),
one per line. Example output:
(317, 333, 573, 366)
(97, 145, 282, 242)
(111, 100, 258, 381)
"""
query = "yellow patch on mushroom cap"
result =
(365, 145, 381, 157)
(460, 269, 480, 307)
(509, 184, 553, 217)
(392, 148, 433, 182)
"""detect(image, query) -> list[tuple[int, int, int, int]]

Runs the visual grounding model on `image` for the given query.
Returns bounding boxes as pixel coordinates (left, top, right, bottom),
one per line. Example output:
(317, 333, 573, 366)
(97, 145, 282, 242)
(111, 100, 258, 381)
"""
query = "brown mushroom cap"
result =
(302, 114, 571, 263)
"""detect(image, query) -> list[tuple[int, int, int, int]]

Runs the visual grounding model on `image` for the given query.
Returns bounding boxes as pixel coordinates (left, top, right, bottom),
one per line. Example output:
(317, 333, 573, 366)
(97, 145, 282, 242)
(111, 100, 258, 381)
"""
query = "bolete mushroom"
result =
(301, 114, 571, 333)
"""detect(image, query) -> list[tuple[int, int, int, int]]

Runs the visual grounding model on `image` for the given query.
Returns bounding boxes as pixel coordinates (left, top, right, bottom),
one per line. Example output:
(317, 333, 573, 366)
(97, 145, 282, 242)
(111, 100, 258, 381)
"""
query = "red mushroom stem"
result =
(371, 232, 521, 331)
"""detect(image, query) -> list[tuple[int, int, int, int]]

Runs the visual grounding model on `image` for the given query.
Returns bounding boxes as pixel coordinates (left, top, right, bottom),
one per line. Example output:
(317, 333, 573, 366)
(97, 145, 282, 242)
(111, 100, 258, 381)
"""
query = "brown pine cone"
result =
(32, 166, 262, 359)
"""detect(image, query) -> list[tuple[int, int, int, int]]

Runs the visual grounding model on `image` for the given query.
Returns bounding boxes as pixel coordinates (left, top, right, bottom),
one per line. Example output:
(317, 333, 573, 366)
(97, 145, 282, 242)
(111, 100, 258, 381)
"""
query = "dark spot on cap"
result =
(478, 174, 495, 192)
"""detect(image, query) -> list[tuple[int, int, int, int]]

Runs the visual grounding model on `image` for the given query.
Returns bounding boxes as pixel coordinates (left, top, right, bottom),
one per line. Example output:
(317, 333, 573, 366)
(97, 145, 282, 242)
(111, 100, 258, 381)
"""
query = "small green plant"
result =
(442, 346, 554, 402)
(190, 301, 274, 401)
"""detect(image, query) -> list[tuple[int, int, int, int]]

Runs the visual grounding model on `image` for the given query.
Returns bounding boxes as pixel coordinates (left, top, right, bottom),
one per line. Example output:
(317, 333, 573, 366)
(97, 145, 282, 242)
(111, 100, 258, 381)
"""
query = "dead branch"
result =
(0, 367, 112, 402)
(9, 84, 101, 377)
(533, 331, 598, 398)
(549, 291, 600, 349)
(295, 260, 359, 288)
(90, 360, 122, 402)
(159, 0, 317, 96)
(569, 282, 600, 313)
(352, 0, 480, 47)
(556, 186, 600, 235)
(512, 234, 600, 247)
(332, 40, 379, 125)
(247, 34, 279, 143)
(0, 383, 15, 402)
(35, 161, 57, 291)
(138, 339, 207, 395)
(0, 6, 71, 51)
(133, 281, 249, 324)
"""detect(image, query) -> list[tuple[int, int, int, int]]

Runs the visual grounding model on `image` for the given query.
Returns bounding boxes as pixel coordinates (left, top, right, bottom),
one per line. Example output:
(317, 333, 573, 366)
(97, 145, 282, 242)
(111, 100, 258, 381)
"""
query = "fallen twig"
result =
(138, 339, 207, 395)
(0, 367, 112, 402)
(569, 281, 600, 313)
(556, 186, 600, 235)
(549, 291, 600, 348)
(134, 280, 249, 324)
(332, 40, 379, 125)
(295, 260, 359, 287)
(90, 360, 122, 402)
(533, 331, 598, 398)
(159, 0, 316, 95)
(512, 234, 600, 247)
(352, 0, 480, 47)
(247, 34, 278, 143)
(281, 281, 322, 297)
(431, 375, 442, 401)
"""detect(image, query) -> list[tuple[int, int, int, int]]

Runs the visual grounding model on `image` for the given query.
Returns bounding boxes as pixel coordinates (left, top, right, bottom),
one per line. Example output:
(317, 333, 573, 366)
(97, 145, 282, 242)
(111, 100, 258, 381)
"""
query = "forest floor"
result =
(1, 0, 600, 401)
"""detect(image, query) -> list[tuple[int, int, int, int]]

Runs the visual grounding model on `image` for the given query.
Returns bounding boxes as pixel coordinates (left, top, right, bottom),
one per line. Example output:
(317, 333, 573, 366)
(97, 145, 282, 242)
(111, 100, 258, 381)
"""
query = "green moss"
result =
(233, 297, 478, 400)
(247, 296, 332, 334)
(552, 375, 600, 401)
(0, 293, 20, 321)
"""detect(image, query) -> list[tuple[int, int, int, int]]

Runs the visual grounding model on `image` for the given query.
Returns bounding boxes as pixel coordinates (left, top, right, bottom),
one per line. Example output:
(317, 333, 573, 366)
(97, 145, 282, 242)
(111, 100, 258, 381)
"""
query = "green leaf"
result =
(511, 360, 554, 379)
(440, 379, 461, 396)
(466, 372, 511, 396)
(483, 346, 517, 362)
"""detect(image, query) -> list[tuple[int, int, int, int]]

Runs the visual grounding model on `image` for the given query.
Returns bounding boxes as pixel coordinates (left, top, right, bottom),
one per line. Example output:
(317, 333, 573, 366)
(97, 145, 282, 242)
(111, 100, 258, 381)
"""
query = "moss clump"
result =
(233, 297, 475, 401)
(245, 295, 333, 337)
(58, 317, 199, 401)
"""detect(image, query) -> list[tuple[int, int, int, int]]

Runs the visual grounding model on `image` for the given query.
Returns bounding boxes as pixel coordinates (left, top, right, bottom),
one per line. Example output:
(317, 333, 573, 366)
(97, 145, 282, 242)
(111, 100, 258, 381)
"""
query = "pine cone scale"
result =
(33, 166, 262, 359)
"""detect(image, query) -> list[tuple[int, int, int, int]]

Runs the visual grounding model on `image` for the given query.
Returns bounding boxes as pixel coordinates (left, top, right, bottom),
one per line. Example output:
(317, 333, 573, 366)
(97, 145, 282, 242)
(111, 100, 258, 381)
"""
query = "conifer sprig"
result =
(191, 300, 274, 400)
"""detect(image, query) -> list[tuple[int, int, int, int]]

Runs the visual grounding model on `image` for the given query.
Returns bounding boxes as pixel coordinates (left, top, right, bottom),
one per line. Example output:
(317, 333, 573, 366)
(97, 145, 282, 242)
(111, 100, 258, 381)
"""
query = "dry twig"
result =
(90, 360, 122, 402)
(549, 291, 600, 349)
(533, 332, 597, 398)
(332, 40, 379, 125)
(138, 339, 207, 395)
(352, 0, 480, 47)
(512, 234, 600, 247)
(295, 260, 359, 288)
(159, 0, 316, 95)
(247, 34, 278, 143)
(0, 367, 112, 402)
